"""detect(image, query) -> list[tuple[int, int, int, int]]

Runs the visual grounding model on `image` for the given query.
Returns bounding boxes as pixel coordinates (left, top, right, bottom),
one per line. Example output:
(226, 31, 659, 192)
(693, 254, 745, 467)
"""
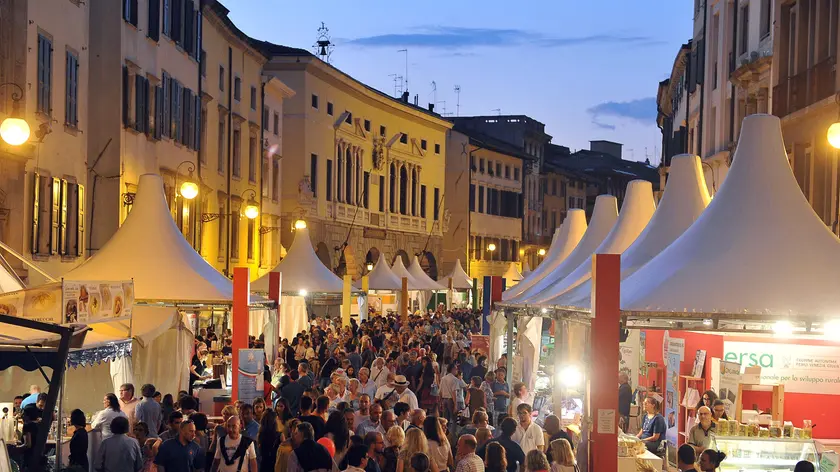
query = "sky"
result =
(226, 0, 693, 164)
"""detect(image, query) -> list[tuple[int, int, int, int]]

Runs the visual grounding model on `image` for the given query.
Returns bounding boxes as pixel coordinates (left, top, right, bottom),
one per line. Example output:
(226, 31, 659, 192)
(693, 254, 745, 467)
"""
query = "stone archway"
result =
(315, 242, 332, 271)
(365, 247, 380, 267)
(393, 250, 410, 268)
(420, 252, 439, 280)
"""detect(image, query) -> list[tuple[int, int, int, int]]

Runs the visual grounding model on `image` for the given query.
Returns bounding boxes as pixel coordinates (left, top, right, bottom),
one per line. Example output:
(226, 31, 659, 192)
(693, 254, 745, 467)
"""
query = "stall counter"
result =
(618, 450, 662, 472)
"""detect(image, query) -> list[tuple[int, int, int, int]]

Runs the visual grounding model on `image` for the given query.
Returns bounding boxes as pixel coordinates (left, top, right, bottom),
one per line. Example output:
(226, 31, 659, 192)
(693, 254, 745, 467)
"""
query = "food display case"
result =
(715, 437, 819, 471)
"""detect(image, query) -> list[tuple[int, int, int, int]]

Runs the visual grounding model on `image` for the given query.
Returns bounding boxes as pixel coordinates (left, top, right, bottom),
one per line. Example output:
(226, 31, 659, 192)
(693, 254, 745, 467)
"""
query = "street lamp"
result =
(366, 262, 374, 272)
(538, 248, 546, 256)
(294, 219, 307, 230)
(0, 83, 30, 145)
(176, 160, 199, 200)
(241, 189, 259, 220)
(487, 243, 496, 252)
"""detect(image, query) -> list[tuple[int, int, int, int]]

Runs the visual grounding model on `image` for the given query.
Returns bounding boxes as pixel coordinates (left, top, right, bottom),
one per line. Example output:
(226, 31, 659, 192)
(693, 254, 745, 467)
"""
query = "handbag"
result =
(430, 382, 440, 397)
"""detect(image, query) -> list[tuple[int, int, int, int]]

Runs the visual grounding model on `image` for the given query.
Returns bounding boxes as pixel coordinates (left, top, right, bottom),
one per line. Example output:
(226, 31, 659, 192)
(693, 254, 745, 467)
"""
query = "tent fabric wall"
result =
(279, 296, 309, 342)
(489, 312, 507, 364)
(109, 356, 134, 393)
(133, 324, 192, 398)
(517, 316, 542, 395)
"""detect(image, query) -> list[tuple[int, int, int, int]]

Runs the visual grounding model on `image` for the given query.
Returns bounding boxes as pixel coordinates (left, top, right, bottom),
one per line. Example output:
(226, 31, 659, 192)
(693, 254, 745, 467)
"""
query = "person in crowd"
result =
(19, 386, 41, 410)
(371, 358, 390, 389)
(348, 345, 363, 374)
(156, 419, 204, 472)
(542, 415, 572, 462)
(508, 383, 528, 418)
(275, 419, 302, 472)
(222, 338, 233, 356)
(383, 426, 405, 472)
(410, 452, 431, 472)
(688, 406, 716, 454)
(178, 395, 198, 417)
(696, 391, 718, 411)
(95, 416, 144, 472)
(525, 450, 549, 472)
(476, 418, 525, 472)
(288, 422, 334, 472)
(408, 409, 426, 431)
(272, 358, 287, 387)
(190, 342, 211, 395)
(345, 408, 359, 434)
(345, 444, 371, 472)
(68, 408, 90, 471)
(548, 439, 576, 472)
(698, 449, 727, 472)
(325, 410, 352, 464)
(359, 368, 378, 399)
(356, 403, 384, 437)
(363, 432, 386, 472)
(316, 395, 331, 422)
(479, 373, 496, 425)
(160, 411, 185, 442)
(299, 363, 315, 390)
(394, 402, 411, 430)
(677, 444, 697, 472)
(439, 363, 466, 432)
(466, 376, 487, 417)
(636, 397, 667, 454)
(210, 405, 238, 458)
(132, 421, 159, 472)
(19, 407, 43, 470)
(475, 428, 492, 449)
(299, 395, 327, 439)
(461, 410, 493, 437)
(398, 428, 435, 472)
(455, 435, 484, 472)
(424, 416, 453, 472)
(209, 416, 256, 472)
(512, 404, 544, 453)
(161, 394, 176, 430)
(92, 393, 128, 439)
(618, 373, 633, 433)
(794, 461, 816, 472)
(348, 379, 363, 409)
(253, 397, 268, 422)
(135, 383, 162, 438)
(484, 443, 507, 472)
(417, 357, 438, 412)
(491, 370, 510, 426)
(240, 404, 260, 440)
(282, 370, 306, 416)
(711, 400, 729, 422)
(259, 409, 283, 472)
(354, 394, 372, 427)
(118, 383, 140, 426)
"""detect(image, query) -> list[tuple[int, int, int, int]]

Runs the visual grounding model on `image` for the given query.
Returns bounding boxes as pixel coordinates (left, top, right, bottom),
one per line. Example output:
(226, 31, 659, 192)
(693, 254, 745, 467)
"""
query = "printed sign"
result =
(724, 341, 840, 395)
(62, 280, 134, 324)
(665, 352, 680, 446)
(597, 409, 616, 434)
(470, 334, 490, 359)
(692, 350, 707, 378)
(719, 361, 742, 420)
(820, 452, 839, 472)
(237, 348, 265, 405)
(668, 338, 686, 361)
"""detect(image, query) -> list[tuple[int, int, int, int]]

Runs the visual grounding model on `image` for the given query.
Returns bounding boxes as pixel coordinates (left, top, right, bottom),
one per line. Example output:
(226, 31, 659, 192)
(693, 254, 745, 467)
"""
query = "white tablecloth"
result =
(618, 450, 663, 472)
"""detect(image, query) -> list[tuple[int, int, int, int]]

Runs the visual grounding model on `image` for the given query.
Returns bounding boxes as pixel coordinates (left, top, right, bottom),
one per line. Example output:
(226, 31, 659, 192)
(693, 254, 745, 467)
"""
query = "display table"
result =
(618, 450, 663, 472)
(195, 387, 230, 415)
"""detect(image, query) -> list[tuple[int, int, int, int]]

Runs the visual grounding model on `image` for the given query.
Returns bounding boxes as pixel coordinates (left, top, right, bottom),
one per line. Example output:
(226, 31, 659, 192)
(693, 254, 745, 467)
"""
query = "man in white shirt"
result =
(374, 374, 398, 407)
(118, 383, 139, 427)
(439, 363, 466, 433)
(370, 358, 390, 389)
(511, 403, 544, 453)
(392, 376, 419, 410)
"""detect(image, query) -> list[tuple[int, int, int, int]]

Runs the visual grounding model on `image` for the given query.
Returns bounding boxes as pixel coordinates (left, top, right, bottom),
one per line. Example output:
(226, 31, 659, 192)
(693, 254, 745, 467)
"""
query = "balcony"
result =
(774, 57, 836, 117)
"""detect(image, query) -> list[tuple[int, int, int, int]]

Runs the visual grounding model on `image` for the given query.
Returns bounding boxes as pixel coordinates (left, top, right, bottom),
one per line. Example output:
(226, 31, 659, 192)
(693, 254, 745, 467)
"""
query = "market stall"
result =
(357, 253, 403, 315)
(502, 262, 523, 287)
(439, 259, 472, 309)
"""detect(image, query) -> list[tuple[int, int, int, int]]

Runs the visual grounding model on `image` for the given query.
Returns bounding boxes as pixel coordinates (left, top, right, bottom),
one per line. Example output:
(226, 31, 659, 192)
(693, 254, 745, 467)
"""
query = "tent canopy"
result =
(503, 262, 523, 284)
(502, 210, 587, 300)
(252, 226, 344, 294)
(391, 257, 422, 290)
(440, 259, 472, 290)
(621, 114, 840, 320)
(66, 174, 233, 303)
(362, 253, 403, 291)
(408, 256, 445, 290)
(558, 154, 711, 309)
(535, 180, 656, 305)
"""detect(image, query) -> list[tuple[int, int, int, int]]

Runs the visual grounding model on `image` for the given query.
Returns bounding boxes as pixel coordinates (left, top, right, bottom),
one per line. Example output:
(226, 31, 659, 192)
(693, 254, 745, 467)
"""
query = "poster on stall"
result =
(724, 341, 840, 395)
(237, 348, 265, 404)
(470, 334, 490, 359)
(719, 360, 741, 420)
(664, 352, 680, 446)
(691, 350, 707, 378)
(62, 280, 134, 324)
(619, 330, 640, 388)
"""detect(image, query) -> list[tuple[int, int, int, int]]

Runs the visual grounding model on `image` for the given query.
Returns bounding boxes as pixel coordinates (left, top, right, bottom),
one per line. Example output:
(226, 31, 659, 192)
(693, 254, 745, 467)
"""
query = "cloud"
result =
(587, 97, 657, 129)
(345, 26, 659, 50)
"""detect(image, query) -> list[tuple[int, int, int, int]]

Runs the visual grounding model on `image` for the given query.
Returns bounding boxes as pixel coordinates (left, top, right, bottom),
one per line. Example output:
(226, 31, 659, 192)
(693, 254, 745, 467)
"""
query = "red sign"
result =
(470, 334, 490, 358)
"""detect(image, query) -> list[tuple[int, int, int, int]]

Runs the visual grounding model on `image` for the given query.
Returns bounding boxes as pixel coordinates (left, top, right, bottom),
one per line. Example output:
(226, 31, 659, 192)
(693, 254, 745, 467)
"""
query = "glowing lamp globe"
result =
(487, 243, 496, 251)
(366, 262, 374, 271)
(294, 219, 307, 230)
(538, 248, 547, 256)
(179, 181, 199, 200)
(829, 122, 840, 149)
(298, 289, 308, 296)
(243, 203, 259, 220)
(0, 117, 30, 145)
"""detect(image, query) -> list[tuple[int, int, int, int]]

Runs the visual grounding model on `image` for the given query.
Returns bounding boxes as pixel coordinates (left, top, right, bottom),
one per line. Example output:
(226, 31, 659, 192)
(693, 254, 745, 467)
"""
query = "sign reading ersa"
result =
(723, 341, 840, 395)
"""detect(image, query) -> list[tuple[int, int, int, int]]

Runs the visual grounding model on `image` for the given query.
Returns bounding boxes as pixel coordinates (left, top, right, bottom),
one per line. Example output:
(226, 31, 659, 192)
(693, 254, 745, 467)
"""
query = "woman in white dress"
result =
(90, 393, 128, 439)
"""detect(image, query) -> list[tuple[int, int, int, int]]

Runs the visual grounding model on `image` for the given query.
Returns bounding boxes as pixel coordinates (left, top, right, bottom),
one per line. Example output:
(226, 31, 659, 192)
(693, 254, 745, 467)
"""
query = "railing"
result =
(774, 56, 836, 117)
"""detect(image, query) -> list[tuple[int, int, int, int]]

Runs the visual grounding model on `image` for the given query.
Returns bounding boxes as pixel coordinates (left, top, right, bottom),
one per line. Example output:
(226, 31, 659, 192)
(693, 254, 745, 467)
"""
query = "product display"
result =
(715, 437, 819, 471)
(618, 433, 646, 458)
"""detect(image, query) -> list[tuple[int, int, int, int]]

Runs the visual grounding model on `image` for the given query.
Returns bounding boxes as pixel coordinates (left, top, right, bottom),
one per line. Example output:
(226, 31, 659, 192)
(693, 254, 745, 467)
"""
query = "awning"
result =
(252, 226, 344, 294)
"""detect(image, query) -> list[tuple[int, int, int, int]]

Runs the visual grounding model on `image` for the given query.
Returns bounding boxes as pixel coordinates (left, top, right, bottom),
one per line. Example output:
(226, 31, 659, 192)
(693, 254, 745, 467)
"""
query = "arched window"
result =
(411, 168, 417, 216)
(399, 165, 408, 215)
(337, 146, 344, 202)
(345, 148, 352, 204)
(389, 162, 397, 213)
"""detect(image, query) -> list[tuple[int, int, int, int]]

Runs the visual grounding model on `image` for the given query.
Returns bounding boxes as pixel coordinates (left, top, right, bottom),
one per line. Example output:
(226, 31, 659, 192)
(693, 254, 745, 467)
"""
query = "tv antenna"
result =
(397, 49, 408, 92)
(454, 85, 461, 116)
(430, 81, 437, 107)
(436, 100, 447, 116)
(313, 22, 334, 63)
(389, 74, 404, 97)
(491, 108, 501, 116)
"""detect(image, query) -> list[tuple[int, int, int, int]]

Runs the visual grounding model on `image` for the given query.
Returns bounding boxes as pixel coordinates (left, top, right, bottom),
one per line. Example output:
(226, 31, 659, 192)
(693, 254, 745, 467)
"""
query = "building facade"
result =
(259, 46, 452, 280)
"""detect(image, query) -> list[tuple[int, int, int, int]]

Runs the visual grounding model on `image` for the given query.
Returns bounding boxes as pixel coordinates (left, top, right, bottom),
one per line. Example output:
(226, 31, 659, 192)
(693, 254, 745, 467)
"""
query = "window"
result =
(273, 112, 279, 135)
(232, 129, 241, 177)
(216, 198, 226, 260)
(479, 159, 485, 173)
(399, 133, 407, 144)
(345, 111, 352, 124)
(230, 211, 239, 260)
(363, 172, 370, 209)
(37, 34, 52, 116)
(200, 51, 206, 76)
(568, 196, 576, 209)
(420, 185, 427, 218)
(470, 155, 475, 170)
(148, 0, 160, 40)
(234, 77, 241, 101)
(760, 0, 771, 38)
(250, 86, 257, 110)
(326, 159, 333, 202)
(421, 139, 427, 151)
(217, 118, 225, 173)
(311, 94, 319, 109)
(272, 158, 280, 201)
(469, 184, 475, 211)
(514, 167, 520, 181)
(31, 175, 84, 258)
(327, 102, 333, 115)
(378, 175, 385, 212)
(551, 179, 557, 196)
(154, 84, 163, 140)
(248, 136, 257, 182)
(496, 162, 502, 176)
(435, 143, 440, 154)
(310, 154, 318, 198)
(123, 0, 138, 25)
(134, 74, 150, 134)
(364, 119, 371, 132)
(247, 219, 255, 260)
(65, 52, 78, 127)
(739, 5, 750, 55)
(262, 158, 269, 197)
(505, 165, 510, 179)
(263, 107, 269, 130)
(380, 125, 386, 137)
(219, 65, 224, 91)
(478, 186, 485, 213)
(162, 0, 170, 36)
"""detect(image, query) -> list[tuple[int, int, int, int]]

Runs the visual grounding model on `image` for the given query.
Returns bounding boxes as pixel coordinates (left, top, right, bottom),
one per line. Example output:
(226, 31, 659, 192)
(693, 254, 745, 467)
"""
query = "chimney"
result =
(401, 91, 409, 103)
(413, 94, 419, 106)
(428, 103, 435, 112)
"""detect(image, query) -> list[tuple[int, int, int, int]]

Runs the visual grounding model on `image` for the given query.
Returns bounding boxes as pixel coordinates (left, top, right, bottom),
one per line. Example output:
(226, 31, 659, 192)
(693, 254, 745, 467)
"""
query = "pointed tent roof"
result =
(391, 256, 422, 290)
(521, 259, 532, 277)
(441, 259, 472, 290)
(252, 226, 344, 293)
(364, 253, 403, 291)
(506, 195, 618, 304)
(0, 265, 23, 294)
(533, 180, 656, 305)
(408, 256, 446, 290)
(66, 174, 233, 302)
(557, 154, 711, 309)
(622, 114, 840, 319)
(502, 209, 588, 301)
(503, 262, 523, 284)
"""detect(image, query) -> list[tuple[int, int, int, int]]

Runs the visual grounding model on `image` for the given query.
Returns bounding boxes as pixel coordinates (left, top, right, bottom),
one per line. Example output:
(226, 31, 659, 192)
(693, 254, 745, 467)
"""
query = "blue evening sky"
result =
(226, 1, 693, 163)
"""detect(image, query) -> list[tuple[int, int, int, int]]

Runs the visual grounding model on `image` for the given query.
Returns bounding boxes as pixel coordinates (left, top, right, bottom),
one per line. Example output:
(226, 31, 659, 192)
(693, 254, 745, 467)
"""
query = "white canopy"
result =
(507, 195, 618, 304)
(534, 180, 656, 305)
(622, 114, 840, 318)
(502, 209, 588, 301)
(503, 262, 523, 284)
(408, 256, 446, 290)
(391, 257, 422, 290)
(521, 260, 532, 277)
(557, 155, 711, 309)
(66, 174, 233, 303)
(253, 226, 344, 293)
(440, 259, 473, 290)
(0, 264, 22, 294)
(363, 253, 403, 291)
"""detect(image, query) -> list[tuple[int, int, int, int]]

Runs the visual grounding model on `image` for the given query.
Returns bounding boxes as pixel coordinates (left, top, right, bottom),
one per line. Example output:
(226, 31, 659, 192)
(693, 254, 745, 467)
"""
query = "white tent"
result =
(408, 256, 446, 291)
(503, 262, 523, 285)
(66, 174, 233, 303)
(521, 260, 532, 277)
(440, 259, 472, 290)
(507, 195, 619, 304)
(533, 180, 656, 305)
(502, 210, 587, 300)
(0, 263, 22, 294)
(252, 226, 344, 294)
(363, 253, 403, 291)
(557, 155, 711, 309)
(622, 114, 840, 319)
(391, 257, 423, 290)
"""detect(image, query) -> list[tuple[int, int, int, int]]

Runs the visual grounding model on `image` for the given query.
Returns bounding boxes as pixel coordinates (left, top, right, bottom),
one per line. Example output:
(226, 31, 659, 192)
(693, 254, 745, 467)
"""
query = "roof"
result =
(390, 257, 424, 290)
(440, 259, 472, 290)
(206, 1, 270, 62)
(252, 226, 345, 294)
(408, 256, 445, 290)
(549, 149, 660, 184)
(451, 125, 537, 162)
(361, 253, 403, 291)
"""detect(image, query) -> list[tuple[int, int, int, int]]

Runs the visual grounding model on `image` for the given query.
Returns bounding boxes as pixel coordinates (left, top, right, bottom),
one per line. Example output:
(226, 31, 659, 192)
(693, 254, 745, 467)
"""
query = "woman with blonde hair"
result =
(485, 442, 507, 472)
(526, 450, 550, 472)
(347, 378, 362, 409)
(549, 439, 577, 472)
(397, 428, 439, 472)
(383, 425, 405, 472)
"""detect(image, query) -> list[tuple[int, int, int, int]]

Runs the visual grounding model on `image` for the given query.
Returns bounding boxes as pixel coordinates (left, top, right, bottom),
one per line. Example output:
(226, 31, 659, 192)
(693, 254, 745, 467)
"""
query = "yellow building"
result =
(257, 45, 452, 279)
(199, 2, 293, 278)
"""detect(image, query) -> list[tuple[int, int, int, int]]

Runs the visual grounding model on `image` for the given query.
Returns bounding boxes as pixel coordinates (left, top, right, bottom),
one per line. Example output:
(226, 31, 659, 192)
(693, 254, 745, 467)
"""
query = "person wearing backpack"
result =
(210, 416, 257, 472)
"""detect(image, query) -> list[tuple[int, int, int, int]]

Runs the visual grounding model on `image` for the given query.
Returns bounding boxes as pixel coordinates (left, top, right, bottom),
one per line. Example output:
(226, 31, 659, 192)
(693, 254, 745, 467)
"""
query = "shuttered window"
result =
(148, 0, 160, 41)
(122, 66, 130, 126)
(154, 85, 163, 140)
(123, 0, 138, 26)
(50, 177, 61, 255)
(59, 180, 68, 255)
(134, 75, 149, 134)
(162, 72, 170, 138)
(37, 35, 52, 115)
(162, 0, 170, 36)
(65, 52, 78, 127)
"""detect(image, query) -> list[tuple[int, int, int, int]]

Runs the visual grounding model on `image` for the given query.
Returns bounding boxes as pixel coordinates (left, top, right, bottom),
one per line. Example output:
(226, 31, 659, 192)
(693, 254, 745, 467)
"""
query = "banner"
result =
(237, 348, 265, 404)
(62, 280, 134, 324)
(470, 334, 490, 359)
(620, 330, 640, 388)
(724, 341, 840, 395)
(664, 352, 680, 446)
(719, 361, 741, 420)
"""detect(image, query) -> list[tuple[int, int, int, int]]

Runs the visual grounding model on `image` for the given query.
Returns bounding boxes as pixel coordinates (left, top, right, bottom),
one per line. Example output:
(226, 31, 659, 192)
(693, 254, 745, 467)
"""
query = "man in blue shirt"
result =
(240, 404, 259, 440)
(154, 419, 204, 472)
(476, 418, 525, 472)
(19, 386, 41, 410)
(492, 368, 510, 425)
(135, 384, 162, 438)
